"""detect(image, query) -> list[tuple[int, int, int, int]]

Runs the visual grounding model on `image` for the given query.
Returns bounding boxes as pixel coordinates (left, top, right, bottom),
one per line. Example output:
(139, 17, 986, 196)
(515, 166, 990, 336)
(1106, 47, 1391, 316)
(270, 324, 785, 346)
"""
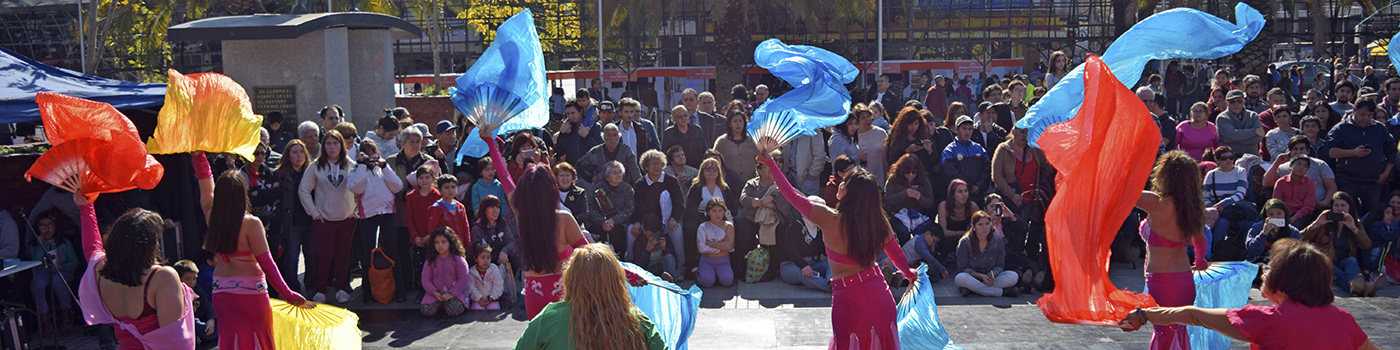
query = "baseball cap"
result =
(599, 100, 615, 111)
(955, 115, 974, 126)
(1226, 89, 1246, 100)
(435, 120, 458, 134)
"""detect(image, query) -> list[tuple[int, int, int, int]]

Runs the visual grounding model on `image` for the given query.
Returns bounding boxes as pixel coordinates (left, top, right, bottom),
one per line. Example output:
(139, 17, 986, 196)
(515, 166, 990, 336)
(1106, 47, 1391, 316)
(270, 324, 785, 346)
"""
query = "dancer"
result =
(205, 171, 314, 349)
(481, 130, 643, 319)
(1134, 150, 1210, 350)
(77, 191, 196, 349)
(514, 244, 667, 349)
(757, 151, 917, 350)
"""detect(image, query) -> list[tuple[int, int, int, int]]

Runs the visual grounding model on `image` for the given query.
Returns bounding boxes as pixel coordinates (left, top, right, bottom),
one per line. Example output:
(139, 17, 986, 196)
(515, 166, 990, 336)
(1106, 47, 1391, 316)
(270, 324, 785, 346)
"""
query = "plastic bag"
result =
(1034, 55, 1161, 326)
(744, 246, 769, 283)
(147, 69, 264, 161)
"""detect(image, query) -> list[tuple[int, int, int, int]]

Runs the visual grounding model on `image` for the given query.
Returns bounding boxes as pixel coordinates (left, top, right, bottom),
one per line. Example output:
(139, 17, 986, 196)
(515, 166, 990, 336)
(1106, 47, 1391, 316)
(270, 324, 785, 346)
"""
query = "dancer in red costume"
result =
(757, 151, 916, 350)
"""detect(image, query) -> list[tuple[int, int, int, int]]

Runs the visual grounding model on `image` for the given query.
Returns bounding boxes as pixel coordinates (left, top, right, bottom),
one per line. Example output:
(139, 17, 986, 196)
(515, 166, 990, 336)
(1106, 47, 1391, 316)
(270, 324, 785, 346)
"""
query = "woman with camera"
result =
(352, 139, 405, 304)
(1302, 192, 1378, 296)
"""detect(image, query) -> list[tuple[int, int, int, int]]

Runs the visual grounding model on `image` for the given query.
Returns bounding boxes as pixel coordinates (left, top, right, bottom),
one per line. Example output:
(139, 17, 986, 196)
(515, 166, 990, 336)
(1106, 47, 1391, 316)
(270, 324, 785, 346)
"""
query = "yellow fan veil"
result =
(146, 69, 263, 161)
(269, 299, 361, 350)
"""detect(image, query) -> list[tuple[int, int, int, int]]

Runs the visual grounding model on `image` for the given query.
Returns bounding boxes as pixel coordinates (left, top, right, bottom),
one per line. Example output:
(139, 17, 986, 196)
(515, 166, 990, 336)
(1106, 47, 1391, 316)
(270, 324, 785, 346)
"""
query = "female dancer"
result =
(757, 151, 916, 349)
(1135, 150, 1210, 349)
(481, 130, 643, 319)
(514, 244, 667, 349)
(205, 171, 314, 348)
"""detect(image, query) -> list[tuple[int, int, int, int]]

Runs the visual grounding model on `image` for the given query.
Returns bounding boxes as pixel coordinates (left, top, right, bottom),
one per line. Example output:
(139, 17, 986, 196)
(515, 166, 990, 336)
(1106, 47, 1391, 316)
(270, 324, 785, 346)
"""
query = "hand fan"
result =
(746, 38, 858, 153)
(28, 93, 165, 198)
(452, 9, 549, 161)
(147, 69, 264, 161)
(270, 299, 362, 350)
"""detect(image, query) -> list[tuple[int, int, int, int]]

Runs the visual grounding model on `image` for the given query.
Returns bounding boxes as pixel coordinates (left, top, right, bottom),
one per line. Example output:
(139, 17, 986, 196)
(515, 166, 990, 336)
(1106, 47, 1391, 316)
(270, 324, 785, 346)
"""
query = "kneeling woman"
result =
(514, 244, 667, 349)
(1119, 239, 1377, 350)
(758, 152, 916, 350)
(205, 171, 313, 348)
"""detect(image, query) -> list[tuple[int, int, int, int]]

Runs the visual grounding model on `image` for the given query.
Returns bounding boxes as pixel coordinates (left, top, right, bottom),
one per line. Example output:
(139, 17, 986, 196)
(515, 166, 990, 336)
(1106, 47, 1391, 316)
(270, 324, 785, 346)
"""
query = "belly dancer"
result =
(1135, 151, 1210, 350)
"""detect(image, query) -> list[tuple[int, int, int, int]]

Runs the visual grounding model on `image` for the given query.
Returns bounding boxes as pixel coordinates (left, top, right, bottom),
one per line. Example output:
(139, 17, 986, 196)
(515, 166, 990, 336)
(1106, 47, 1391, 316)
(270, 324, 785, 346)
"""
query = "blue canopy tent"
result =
(0, 46, 166, 124)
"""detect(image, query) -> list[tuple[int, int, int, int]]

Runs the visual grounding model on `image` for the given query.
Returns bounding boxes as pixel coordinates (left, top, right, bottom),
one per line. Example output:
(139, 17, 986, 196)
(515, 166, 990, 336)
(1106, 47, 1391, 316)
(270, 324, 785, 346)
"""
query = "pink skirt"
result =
(524, 273, 564, 320)
(1145, 271, 1195, 350)
(212, 275, 275, 350)
(829, 267, 899, 350)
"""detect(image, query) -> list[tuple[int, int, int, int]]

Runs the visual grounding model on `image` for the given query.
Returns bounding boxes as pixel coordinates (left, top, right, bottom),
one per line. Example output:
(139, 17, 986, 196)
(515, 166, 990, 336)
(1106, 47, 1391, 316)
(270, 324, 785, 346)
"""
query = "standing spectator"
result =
(1263, 136, 1338, 218)
(1302, 192, 1375, 296)
(549, 87, 566, 122)
(1307, 101, 1343, 137)
(942, 116, 992, 198)
(1207, 87, 1230, 120)
(781, 129, 828, 195)
(970, 103, 1008, 152)
(869, 101, 892, 131)
(420, 228, 470, 317)
(748, 84, 770, 115)
(298, 130, 367, 304)
(698, 92, 727, 144)
(673, 89, 717, 142)
(554, 99, 602, 166)
(828, 113, 861, 174)
(992, 127, 1050, 214)
(1045, 51, 1070, 89)
(925, 75, 951, 121)
(632, 150, 688, 269)
(351, 140, 405, 304)
(298, 121, 322, 161)
(885, 107, 937, 183)
(870, 75, 902, 116)
(387, 127, 436, 245)
(276, 140, 315, 293)
(365, 116, 403, 159)
(470, 158, 509, 218)
(1007, 81, 1029, 124)
(428, 175, 472, 247)
(1176, 102, 1221, 160)
(466, 244, 506, 310)
(954, 211, 1019, 297)
(908, 72, 931, 103)
(431, 120, 462, 179)
(589, 80, 611, 103)
(714, 109, 759, 178)
(855, 104, 890, 185)
(318, 105, 345, 135)
(1217, 89, 1266, 157)
(1324, 100, 1394, 214)
(664, 145, 699, 186)
(1331, 80, 1358, 116)
(576, 124, 641, 190)
(266, 112, 296, 154)
(1212, 68, 1234, 91)
(885, 154, 937, 244)
(616, 98, 661, 156)
(1272, 155, 1318, 225)
(1139, 87, 1178, 155)
(405, 164, 440, 294)
(585, 161, 635, 252)
(1381, 78, 1400, 118)
(696, 198, 736, 288)
(662, 105, 707, 169)
(505, 133, 551, 182)
(1263, 106, 1301, 159)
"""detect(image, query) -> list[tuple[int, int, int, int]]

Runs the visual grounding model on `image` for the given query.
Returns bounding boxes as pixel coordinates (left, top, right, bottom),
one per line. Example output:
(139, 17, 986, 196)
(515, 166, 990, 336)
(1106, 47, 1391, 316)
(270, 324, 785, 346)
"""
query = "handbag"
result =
(744, 246, 770, 283)
(368, 247, 396, 305)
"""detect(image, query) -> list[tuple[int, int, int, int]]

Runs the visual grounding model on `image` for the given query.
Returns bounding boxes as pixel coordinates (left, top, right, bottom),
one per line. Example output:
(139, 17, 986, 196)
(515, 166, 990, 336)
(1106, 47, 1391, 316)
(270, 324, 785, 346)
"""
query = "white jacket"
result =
(298, 159, 367, 222)
(352, 163, 403, 218)
(467, 263, 505, 301)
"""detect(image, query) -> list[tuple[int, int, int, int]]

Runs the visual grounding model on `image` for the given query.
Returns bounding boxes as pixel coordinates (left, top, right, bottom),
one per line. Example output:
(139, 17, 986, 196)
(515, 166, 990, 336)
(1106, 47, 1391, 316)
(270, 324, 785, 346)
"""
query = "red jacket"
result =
(427, 199, 471, 245)
(406, 187, 440, 241)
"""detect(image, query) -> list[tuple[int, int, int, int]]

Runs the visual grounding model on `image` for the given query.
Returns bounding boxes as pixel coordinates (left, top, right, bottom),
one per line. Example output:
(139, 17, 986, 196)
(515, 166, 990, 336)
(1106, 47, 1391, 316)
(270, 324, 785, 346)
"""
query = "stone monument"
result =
(169, 12, 421, 130)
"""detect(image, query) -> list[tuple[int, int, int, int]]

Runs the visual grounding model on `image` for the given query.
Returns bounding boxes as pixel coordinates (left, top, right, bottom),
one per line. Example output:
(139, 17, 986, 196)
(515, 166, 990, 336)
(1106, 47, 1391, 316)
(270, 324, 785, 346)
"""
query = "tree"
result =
(81, 0, 212, 82)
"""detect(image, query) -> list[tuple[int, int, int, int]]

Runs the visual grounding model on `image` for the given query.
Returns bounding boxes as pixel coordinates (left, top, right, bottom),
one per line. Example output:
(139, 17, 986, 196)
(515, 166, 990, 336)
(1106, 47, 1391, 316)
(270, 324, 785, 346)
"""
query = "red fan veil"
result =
(1035, 55, 1162, 325)
(146, 69, 263, 161)
(25, 92, 164, 199)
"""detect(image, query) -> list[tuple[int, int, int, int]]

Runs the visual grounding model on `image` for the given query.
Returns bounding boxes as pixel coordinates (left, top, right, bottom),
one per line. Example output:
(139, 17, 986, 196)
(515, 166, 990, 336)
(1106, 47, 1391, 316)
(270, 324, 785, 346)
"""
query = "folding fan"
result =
(35, 92, 140, 145)
(146, 69, 264, 161)
(746, 39, 858, 153)
(270, 299, 362, 350)
(452, 8, 549, 161)
(27, 93, 166, 199)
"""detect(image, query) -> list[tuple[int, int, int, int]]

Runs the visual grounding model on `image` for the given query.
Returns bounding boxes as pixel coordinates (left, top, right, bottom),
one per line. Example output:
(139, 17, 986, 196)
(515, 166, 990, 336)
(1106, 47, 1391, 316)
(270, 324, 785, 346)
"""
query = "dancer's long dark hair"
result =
(204, 170, 251, 254)
(835, 169, 893, 267)
(513, 164, 562, 273)
(1152, 151, 1205, 238)
(101, 208, 164, 286)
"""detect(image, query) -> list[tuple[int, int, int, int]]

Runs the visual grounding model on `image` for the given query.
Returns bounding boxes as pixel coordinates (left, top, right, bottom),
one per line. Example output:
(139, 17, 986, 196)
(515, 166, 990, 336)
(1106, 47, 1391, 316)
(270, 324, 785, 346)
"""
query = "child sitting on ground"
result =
(695, 198, 735, 288)
(420, 228, 470, 317)
(631, 214, 678, 282)
(173, 260, 217, 343)
(466, 244, 505, 310)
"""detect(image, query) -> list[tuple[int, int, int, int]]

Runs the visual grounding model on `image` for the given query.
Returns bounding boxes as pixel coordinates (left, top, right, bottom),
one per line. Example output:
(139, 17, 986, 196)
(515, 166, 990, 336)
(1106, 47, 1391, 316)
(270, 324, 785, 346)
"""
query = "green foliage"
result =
(82, 0, 212, 82)
(458, 0, 583, 53)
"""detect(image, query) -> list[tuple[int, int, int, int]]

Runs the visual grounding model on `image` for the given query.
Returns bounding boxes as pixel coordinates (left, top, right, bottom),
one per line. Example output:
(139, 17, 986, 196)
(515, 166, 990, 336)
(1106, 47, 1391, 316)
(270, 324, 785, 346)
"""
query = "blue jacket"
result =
(1244, 221, 1301, 261)
(1323, 119, 1395, 180)
(941, 139, 991, 194)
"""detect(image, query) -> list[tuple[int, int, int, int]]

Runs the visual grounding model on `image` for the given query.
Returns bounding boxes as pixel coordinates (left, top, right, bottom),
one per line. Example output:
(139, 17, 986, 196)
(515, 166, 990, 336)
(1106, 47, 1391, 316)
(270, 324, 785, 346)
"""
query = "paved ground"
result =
(45, 261, 1400, 349)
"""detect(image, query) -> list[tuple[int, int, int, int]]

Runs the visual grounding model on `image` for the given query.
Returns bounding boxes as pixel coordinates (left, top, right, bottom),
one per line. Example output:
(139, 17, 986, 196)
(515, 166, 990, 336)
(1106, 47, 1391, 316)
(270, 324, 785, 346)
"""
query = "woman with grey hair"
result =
(583, 160, 636, 255)
(633, 149, 688, 269)
(298, 120, 321, 160)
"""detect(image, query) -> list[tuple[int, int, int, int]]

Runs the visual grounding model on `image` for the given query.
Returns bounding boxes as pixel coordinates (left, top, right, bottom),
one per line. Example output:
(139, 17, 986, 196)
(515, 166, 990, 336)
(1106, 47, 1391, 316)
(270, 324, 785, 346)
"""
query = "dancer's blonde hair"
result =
(562, 243, 647, 350)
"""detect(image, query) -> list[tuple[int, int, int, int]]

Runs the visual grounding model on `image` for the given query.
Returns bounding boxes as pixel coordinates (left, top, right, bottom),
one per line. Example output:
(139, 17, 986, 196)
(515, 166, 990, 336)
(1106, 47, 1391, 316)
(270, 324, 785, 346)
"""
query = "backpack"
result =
(744, 246, 770, 283)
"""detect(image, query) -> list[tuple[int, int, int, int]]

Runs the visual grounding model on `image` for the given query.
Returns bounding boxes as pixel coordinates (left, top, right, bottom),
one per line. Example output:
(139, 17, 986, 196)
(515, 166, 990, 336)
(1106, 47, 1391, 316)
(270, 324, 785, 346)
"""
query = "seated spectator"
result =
(941, 116, 991, 198)
(685, 158, 737, 277)
(1216, 89, 1264, 157)
(780, 196, 834, 292)
(1117, 239, 1376, 350)
(555, 163, 592, 230)
(970, 102, 1008, 152)
(1175, 102, 1220, 160)
(29, 212, 77, 332)
(1261, 106, 1299, 159)
(471, 195, 517, 268)
(885, 154, 936, 244)
(780, 131, 827, 195)
(172, 260, 216, 343)
(1301, 192, 1378, 297)
(1271, 155, 1316, 225)
(466, 244, 506, 310)
(984, 193, 1034, 290)
(631, 215, 678, 282)
(1362, 192, 1400, 275)
(664, 145, 699, 186)
(901, 224, 950, 283)
(735, 151, 794, 281)
(955, 211, 1019, 297)
(1203, 146, 1256, 246)
(584, 161, 636, 254)
(1245, 199, 1303, 262)
(828, 112, 861, 177)
(695, 198, 735, 288)
(632, 150, 687, 270)
(991, 127, 1049, 214)
(470, 158, 509, 218)
(506, 132, 551, 181)
(1263, 136, 1337, 219)
(576, 124, 641, 190)
(936, 180, 981, 263)
(824, 155, 857, 208)
(421, 228, 470, 317)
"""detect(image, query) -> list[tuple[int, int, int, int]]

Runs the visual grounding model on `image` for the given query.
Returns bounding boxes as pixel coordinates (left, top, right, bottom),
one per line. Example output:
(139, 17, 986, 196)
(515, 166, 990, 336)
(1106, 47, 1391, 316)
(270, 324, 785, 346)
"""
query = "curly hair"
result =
(884, 106, 929, 155)
(1152, 151, 1205, 239)
(427, 227, 466, 267)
